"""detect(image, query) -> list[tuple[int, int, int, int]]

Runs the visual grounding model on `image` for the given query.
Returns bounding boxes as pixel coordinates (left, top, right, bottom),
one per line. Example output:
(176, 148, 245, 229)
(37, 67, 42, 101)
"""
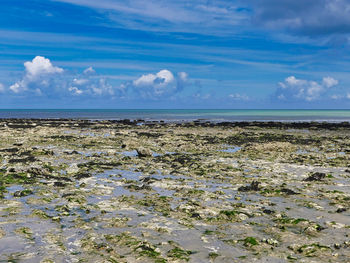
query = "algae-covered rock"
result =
(137, 147, 153, 157)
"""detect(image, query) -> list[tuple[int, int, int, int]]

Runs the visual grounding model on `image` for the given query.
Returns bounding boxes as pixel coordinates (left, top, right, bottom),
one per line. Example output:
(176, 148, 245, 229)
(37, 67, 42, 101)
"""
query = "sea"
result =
(1, 109, 350, 122)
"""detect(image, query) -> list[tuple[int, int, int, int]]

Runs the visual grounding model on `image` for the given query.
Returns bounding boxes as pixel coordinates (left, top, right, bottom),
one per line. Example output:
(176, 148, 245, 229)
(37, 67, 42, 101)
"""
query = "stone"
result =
(136, 147, 153, 157)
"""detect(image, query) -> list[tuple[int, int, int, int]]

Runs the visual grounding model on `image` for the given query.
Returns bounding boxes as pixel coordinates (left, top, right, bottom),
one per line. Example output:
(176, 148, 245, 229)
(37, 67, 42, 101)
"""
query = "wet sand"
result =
(0, 119, 349, 262)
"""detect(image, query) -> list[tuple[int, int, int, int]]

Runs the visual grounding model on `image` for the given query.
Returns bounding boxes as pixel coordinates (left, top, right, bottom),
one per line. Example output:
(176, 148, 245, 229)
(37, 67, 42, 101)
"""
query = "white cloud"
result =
(178, 72, 188, 82)
(83, 66, 95, 75)
(132, 69, 177, 97)
(68, 74, 116, 97)
(229, 93, 249, 100)
(91, 79, 115, 96)
(276, 76, 338, 101)
(53, 0, 247, 35)
(10, 56, 64, 94)
(134, 70, 174, 88)
(8, 58, 190, 101)
(322, 76, 338, 88)
(330, 94, 342, 100)
(24, 56, 63, 80)
(119, 69, 191, 99)
(9, 81, 25, 93)
(73, 78, 89, 85)
(68, 86, 83, 95)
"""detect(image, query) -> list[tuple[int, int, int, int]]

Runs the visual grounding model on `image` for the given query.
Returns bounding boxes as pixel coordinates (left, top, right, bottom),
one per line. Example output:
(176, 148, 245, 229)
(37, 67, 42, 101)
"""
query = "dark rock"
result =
(336, 208, 347, 213)
(27, 167, 51, 177)
(304, 172, 326, 182)
(7, 167, 16, 173)
(262, 209, 275, 214)
(74, 173, 91, 180)
(238, 181, 260, 191)
(65, 150, 79, 155)
(191, 212, 201, 219)
(9, 156, 37, 164)
(140, 177, 158, 184)
(13, 189, 33, 197)
(126, 184, 152, 191)
(281, 188, 299, 195)
(0, 147, 19, 153)
(54, 181, 67, 187)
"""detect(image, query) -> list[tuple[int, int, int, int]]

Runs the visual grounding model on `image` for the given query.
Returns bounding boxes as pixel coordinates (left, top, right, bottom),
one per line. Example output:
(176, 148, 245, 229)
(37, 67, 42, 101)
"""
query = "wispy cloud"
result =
(52, 0, 249, 34)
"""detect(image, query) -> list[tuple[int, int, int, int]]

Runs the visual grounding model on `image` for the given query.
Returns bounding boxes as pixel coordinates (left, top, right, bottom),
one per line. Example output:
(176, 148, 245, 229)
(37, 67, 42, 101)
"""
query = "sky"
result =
(0, 0, 350, 109)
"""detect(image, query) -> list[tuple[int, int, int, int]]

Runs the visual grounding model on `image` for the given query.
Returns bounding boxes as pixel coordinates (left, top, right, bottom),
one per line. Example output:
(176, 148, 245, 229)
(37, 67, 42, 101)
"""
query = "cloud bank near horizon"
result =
(3, 56, 346, 107)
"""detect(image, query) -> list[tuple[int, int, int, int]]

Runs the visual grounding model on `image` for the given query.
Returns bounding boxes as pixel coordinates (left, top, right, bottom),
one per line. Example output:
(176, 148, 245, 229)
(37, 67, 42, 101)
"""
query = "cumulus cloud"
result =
(7, 57, 191, 102)
(129, 69, 188, 99)
(322, 76, 339, 88)
(24, 56, 63, 79)
(275, 76, 338, 101)
(0, 83, 5, 93)
(68, 86, 83, 95)
(8, 57, 119, 98)
(68, 76, 116, 96)
(10, 56, 64, 94)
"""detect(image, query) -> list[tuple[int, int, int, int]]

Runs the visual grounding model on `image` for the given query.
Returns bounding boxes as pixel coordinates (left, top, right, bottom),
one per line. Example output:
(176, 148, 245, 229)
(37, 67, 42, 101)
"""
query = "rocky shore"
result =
(0, 119, 349, 262)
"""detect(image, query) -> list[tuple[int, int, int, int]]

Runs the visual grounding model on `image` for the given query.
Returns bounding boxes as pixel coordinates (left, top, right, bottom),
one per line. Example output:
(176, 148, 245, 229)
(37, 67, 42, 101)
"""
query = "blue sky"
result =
(0, 0, 350, 108)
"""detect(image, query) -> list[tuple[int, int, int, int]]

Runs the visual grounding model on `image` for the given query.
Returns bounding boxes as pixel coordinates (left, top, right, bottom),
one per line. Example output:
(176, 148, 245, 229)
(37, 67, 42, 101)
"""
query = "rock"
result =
(304, 172, 326, 181)
(136, 147, 153, 157)
(281, 188, 299, 195)
(263, 238, 279, 246)
(14, 189, 33, 197)
(66, 163, 79, 174)
(238, 213, 249, 221)
(238, 181, 260, 191)
(74, 173, 91, 180)
(334, 243, 341, 249)
(65, 150, 79, 155)
(27, 167, 51, 177)
(53, 181, 66, 187)
(262, 209, 275, 214)
(0, 147, 19, 153)
(8, 156, 36, 164)
(336, 207, 347, 213)
(191, 212, 201, 219)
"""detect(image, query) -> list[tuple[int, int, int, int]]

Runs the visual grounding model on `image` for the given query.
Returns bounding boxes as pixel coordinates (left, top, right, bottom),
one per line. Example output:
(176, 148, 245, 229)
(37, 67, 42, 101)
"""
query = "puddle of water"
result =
(121, 150, 138, 157)
(220, 146, 241, 153)
(296, 149, 309, 154)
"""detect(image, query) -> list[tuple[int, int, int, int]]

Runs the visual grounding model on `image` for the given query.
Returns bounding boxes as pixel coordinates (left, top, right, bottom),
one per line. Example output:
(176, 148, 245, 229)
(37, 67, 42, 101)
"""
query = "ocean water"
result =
(1, 109, 350, 122)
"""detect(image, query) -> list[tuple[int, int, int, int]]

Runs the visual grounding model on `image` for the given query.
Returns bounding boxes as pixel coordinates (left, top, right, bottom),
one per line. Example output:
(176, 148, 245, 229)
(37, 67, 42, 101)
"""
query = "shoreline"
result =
(1, 118, 350, 129)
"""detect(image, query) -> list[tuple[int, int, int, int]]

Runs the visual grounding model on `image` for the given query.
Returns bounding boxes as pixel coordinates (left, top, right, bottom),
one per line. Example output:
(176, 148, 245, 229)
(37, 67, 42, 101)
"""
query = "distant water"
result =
(1, 109, 350, 122)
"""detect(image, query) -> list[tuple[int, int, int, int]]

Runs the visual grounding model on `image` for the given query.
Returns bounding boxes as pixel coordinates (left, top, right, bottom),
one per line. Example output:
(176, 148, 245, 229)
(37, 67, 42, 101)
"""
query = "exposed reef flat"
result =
(0, 119, 349, 262)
